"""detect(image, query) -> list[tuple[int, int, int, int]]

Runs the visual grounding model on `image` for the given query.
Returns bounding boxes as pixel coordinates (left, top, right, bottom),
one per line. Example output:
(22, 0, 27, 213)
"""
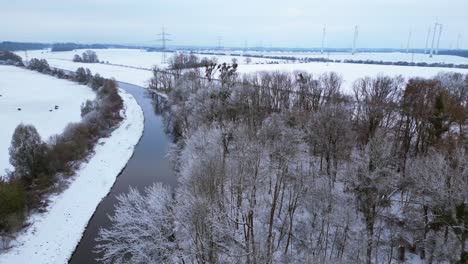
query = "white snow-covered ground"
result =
(0, 88, 144, 264)
(21, 49, 468, 95)
(0, 66, 96, 176)
(217, 50, 468, 65)
(27, 54, 153, 88)
(24, 49, 282, 70)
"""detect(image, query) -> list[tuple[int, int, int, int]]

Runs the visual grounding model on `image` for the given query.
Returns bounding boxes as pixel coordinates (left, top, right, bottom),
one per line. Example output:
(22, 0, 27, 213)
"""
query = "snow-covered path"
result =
(0, 89, 144, 264)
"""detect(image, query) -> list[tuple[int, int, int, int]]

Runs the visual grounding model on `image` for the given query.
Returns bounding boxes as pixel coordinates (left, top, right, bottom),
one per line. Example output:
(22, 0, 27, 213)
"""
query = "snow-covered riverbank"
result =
(0, 88, 144, 264)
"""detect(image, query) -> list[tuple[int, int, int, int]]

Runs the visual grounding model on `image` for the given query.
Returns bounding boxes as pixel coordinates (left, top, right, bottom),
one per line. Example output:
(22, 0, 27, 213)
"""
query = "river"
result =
(69, 82, 175, 263)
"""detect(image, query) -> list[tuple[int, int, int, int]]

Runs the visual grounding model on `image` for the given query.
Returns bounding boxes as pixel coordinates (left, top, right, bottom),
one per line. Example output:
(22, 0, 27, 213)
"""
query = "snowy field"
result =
(21, 49, 468, 95)
(25, 49, 282, 70)
(0, 66, 95, 176)
(0, 88, 144, 264)
(26, 54, 153, 88)
(217, 50, 468, 65)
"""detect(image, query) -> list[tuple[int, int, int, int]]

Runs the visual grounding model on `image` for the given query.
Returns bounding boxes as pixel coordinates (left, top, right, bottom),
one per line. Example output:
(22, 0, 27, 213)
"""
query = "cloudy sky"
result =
(1, 0, 467, 49)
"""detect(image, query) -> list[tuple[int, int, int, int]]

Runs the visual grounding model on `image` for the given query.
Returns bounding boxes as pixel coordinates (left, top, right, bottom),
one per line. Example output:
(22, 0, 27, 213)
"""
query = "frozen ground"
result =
(215, 50, 468, 65)
(25, 49, 282, 70)
(0, 66, 96, 176)
(0, 88, 144, 264)
(27, 54, 153, 88)
(21, 49, 468, 95)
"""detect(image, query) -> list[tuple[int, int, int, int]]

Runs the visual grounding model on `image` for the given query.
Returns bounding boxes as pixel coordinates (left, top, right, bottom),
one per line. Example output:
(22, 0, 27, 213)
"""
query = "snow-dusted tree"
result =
(257, 114, 304, 263)
(319, 72, 344, 105)
(406, 147, 467, 263)
(79, 50, 99, 63)
(173, 126, 232, 263)
(308, 104, 354, 184)
(95, 183, 177, 264)
(83, 50, 99, 63)
(353, 75, 403, 144)
(347, 134, 398, 264)
(9, 124, 48, 182)
(81, 100, 99, 117)
(75, 67, 88, 83)
(73, 54, 82, 62)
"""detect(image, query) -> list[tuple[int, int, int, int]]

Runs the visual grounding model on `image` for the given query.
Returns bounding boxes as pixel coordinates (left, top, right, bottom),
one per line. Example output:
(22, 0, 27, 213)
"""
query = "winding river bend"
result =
(69, 82, 175, 263)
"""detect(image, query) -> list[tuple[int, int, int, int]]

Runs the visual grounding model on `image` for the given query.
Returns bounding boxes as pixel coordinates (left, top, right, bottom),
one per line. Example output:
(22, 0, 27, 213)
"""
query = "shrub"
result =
(0, 50, 24, 66)
(75, 67, 88, 83)
(81, 100, 100, 117)
(27, 58, 50, 73)
(0, 180, 27, 234)
(73, 54, 82, 62)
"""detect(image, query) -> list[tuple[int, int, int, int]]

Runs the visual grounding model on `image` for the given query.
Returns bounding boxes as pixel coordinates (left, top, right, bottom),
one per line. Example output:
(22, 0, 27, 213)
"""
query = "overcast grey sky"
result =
(1, 0, 467, 49)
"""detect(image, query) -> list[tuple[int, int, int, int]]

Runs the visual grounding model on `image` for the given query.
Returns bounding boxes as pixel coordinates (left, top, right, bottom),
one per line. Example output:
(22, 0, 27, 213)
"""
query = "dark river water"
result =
(69, 82, 175, 263)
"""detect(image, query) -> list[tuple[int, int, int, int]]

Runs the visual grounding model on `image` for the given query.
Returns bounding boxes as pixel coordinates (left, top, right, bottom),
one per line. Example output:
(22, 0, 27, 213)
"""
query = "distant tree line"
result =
(72, 50, 99, 63)
(439, 50, 468, 59)
(51, 43, 109, 52)
(0, 42, 48, 52)
(0, 60, 123, 249)
(97, 54, 467, 263)
(343, 59, 468, 69)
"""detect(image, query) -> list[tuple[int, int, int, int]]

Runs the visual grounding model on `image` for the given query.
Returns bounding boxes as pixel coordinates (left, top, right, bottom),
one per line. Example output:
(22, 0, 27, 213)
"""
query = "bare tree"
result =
(347, 134, 398, 264)
(95, 183, 177, 264)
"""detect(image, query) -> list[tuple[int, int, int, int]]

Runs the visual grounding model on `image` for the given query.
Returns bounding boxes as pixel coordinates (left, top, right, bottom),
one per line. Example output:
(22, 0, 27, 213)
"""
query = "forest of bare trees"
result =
(96, 55, 467, 263)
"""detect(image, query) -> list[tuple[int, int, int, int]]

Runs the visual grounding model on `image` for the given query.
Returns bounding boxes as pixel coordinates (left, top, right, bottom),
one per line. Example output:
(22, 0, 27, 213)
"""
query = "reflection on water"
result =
(150, 91, 168, 115)
(69, 83, 175, 264)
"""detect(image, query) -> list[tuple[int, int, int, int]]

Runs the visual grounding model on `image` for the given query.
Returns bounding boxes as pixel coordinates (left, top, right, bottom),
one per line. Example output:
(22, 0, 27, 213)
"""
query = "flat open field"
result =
(0, 66, 95, 175)
(22, 49, 468, 94)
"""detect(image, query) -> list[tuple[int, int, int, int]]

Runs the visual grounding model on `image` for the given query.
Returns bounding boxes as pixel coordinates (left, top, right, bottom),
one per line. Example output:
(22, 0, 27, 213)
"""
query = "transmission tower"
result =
(424, 27, 431, 54)
(435, 24, 443, 55)
(430, 21, 442, 58)
(321, 25, 327, 54)
(406, 30, 412, 54)
(24, 50, 29, 64)
(456, 33, 462, 50)
(352, 25, 359, 55)
(157, 26, 172, 64)
(217, 36, 223, 50)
